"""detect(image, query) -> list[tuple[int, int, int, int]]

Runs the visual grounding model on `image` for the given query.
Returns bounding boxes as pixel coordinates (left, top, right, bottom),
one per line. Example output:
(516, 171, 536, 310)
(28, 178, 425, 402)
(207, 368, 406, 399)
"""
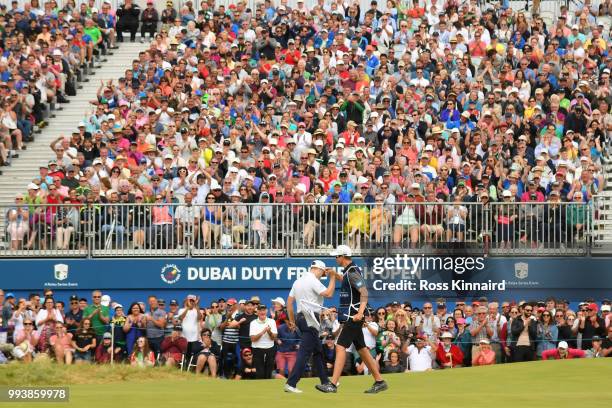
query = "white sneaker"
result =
(284, 384, 303, 394)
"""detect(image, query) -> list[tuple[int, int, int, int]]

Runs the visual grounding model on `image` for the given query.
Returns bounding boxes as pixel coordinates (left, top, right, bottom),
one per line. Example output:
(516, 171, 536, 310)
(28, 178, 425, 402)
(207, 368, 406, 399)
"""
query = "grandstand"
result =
(0, 0, 611, 385)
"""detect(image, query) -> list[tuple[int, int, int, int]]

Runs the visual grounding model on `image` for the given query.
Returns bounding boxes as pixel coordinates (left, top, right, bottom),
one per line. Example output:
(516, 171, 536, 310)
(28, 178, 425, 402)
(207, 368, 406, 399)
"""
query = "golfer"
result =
(284, 260, 337, 393)
(316, 245, 388, 394)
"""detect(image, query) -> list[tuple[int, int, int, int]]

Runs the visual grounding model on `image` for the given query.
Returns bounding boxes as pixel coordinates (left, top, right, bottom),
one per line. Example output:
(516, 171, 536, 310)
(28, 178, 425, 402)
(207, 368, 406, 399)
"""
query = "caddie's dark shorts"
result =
(336, 319, 366, 350)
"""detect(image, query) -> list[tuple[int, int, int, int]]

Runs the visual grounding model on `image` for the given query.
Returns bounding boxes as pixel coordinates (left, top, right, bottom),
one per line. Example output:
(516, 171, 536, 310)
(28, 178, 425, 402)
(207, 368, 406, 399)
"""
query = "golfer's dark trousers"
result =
(286, 313, 329, 387)
(253, 346, 276, 379)
(513, 345, 534, 362)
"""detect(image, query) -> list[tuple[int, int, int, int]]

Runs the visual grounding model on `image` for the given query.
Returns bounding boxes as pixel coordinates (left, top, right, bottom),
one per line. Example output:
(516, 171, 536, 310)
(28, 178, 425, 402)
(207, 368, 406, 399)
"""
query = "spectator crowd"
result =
(4, 0, 611, 253)
(0, 288, 610, 374)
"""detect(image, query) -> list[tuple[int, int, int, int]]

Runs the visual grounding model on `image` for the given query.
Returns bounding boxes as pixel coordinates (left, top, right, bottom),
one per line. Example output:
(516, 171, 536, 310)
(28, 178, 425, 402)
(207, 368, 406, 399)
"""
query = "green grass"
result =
(1, 359, 610, 408)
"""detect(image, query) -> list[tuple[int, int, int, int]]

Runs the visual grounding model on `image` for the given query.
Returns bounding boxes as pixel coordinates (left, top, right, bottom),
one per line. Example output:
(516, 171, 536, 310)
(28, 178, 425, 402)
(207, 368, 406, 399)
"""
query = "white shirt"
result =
(35, 309, 64, 334)
(178, 308, 200, 342)
(289, 272, 327, 314)
(415, 315, 440, 336)
(249, 317, 277, 349)
(407, 344, 433, 372)
(363, 322, 379, 349)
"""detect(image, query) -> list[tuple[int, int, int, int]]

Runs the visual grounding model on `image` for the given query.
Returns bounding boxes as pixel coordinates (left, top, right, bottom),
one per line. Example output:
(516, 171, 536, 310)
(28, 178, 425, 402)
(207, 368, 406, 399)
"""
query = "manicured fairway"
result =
(1, 359, 610, 408)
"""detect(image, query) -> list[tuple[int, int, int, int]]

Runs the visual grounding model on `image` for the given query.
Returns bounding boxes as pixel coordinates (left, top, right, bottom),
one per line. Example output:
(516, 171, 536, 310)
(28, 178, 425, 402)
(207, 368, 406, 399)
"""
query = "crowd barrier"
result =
(1, 201, 593, 258)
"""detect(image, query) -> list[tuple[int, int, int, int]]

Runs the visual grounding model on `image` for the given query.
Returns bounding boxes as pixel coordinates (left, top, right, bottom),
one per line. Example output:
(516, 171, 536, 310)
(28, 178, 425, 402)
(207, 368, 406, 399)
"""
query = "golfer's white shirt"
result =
(363, 322, 379, 349)
(249, 317, 277, 349)
(407, 344, 433, 372)
(289, 272, 327, 314)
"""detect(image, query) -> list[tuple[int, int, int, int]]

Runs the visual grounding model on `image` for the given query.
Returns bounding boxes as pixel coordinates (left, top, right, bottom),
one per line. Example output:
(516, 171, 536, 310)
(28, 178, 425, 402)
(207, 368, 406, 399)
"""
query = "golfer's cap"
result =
(311, 260, 327, 270)
(558, 341, 569, 349)
(271, 297, 285, 307)
(330, 244, 352, 257)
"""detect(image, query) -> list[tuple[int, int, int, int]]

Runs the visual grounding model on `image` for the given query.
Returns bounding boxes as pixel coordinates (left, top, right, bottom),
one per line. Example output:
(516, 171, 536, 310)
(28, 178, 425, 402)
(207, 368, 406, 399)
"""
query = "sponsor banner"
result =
(1, 257, 611, 301)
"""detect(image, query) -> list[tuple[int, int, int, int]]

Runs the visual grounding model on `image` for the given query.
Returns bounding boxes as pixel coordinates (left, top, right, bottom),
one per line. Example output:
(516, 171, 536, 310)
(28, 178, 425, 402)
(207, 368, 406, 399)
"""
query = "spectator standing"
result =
(578, 303, 606, 350)
(511, 304, 537, 362)
(145, 295, 167, 357)
(469, 306, 493, 359)
(83, 290, 110, 344)
(64, 295, 83, 333)
(249, 304, 277, 379)
(177, 295, 202, 359)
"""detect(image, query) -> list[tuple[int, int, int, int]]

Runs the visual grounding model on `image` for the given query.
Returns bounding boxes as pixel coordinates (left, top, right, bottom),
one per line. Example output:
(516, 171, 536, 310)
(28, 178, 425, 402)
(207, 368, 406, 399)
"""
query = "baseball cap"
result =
(479, 339, 490, 344)
(271, 297, 285, 307)
(601, 305, 611, 312)
(558, 341, 569, 349)
(241, 347, 252, 356)
(170, 299, 178, 306)
(103, 332, 112, 339)
(330, 244, 352, 257)
(227, 298, 237, 305)
(69, 295, 78, 301)
(114, 304, 123, 310)
(588, 303, 598, 312)
(311, 260, 327, 270)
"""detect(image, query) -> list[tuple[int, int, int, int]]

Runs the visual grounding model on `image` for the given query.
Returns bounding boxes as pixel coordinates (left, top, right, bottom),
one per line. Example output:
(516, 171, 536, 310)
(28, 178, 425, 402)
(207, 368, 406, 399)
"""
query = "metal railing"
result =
(0, 201, 593, 258)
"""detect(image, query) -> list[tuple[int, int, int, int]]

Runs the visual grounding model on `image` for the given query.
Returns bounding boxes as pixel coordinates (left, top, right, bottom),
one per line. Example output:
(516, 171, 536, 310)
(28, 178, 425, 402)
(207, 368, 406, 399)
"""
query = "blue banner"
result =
(1, 257, 611, 302)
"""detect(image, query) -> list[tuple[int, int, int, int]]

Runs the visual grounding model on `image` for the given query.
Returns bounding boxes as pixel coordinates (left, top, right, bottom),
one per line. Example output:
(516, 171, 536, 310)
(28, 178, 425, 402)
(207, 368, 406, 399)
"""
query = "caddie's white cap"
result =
(330, 244, 352, 257)
(311, 260, 326, 270)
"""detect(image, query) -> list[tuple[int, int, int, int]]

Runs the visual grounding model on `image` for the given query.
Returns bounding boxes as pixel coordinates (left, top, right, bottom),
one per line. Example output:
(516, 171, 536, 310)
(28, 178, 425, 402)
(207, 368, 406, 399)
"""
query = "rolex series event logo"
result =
(161, 264, 182, 284)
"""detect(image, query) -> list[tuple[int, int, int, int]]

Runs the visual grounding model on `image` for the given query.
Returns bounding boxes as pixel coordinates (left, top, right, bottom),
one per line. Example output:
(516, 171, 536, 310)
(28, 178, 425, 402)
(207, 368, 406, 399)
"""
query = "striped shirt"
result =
(221, 314, 239, 344)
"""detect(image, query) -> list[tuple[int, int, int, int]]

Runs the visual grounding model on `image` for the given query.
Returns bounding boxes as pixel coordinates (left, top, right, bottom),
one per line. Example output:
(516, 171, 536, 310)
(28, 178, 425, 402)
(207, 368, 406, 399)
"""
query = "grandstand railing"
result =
(0, 201, 592, 258)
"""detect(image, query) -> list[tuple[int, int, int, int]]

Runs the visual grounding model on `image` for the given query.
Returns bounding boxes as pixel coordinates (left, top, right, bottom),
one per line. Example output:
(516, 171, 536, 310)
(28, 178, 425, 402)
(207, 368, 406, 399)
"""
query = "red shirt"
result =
(541, 348, 586, 360)
(436, 343, 464, 368)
